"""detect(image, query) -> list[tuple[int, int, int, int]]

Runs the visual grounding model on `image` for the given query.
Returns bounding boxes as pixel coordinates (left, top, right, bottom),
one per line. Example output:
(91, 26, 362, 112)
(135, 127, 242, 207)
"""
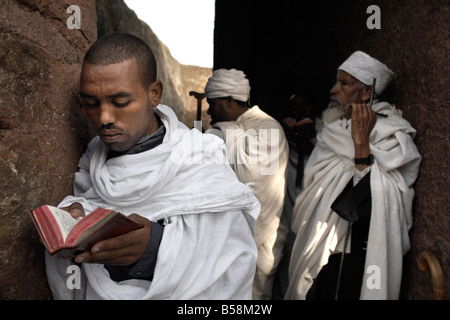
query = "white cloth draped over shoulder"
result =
(212, 106, 289, 299)
(285, 101, 421, 300)
(212, 106, 288, 249)
(45, 104, 260, 300)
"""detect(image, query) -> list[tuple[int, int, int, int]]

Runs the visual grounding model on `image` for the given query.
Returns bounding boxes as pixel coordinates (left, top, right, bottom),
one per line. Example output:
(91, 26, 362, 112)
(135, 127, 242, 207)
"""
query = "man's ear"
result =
(148, 80, 163, 107)
(361, 85, 373, 102)
(226, 96, 234, 109)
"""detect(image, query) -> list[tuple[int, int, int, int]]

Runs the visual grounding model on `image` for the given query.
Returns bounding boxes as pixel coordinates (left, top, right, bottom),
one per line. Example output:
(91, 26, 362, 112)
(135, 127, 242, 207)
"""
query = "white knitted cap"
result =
(204, 68, 251, 102)
(338, 51, 394, 95)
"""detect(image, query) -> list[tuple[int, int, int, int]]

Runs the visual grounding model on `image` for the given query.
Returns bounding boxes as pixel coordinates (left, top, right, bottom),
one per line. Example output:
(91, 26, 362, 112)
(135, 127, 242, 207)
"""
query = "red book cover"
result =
(30, 205, 143, 256)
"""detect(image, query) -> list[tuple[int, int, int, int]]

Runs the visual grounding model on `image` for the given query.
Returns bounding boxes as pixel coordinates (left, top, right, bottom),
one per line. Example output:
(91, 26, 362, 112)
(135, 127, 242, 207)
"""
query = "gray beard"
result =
(324, 88, 363, 124)
(322, 105, 345, 124)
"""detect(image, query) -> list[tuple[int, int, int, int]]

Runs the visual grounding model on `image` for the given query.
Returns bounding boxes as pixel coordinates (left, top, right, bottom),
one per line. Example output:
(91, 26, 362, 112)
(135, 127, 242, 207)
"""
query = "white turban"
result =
(338, 51, 394, 95)
(204, 68, 251, 102)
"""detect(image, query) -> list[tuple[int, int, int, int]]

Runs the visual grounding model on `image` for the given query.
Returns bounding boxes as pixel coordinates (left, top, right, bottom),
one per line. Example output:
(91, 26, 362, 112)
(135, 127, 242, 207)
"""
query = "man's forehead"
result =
(336, 70, 362, 86)
(82, 58, 137, 75)
(336, 69, 355, 80)
(207, 97, 222, 103)
(80, 60, 144, 97)
(80, 59, 140, 86)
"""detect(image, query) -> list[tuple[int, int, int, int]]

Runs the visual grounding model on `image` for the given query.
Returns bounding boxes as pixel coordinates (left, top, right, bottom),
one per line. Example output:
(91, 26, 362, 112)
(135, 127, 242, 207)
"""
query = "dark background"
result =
(213, 0, 449, 300)
(0, 0, 448, 299)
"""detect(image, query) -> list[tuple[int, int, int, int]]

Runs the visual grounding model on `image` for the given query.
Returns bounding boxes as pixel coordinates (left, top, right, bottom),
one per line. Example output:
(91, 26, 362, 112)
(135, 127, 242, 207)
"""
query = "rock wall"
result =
(214, 0, 449, 299)
(0, 0, 97, 299)
(0, 0, 211, 299)
(96, 0, 213, 129)
(2, 0, 446, 300)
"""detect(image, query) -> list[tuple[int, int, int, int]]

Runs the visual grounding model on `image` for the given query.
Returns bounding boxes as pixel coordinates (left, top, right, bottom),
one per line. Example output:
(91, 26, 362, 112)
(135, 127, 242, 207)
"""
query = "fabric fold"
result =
(46, 104, 260, 300)
(286, 102, 421, 300)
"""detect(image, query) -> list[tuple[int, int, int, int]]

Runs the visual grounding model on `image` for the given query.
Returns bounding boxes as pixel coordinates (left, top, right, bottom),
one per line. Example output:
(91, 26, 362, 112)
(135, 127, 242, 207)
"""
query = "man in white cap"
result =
(204, 69, 289, 299)
(285, 51, 421, 300)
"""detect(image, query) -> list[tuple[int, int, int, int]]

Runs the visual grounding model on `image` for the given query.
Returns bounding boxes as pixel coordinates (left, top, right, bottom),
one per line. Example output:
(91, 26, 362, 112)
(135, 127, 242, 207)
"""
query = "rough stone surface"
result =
(96, 0, 213, 130)
(1, 0, 447, 300)
(367, 1, 449, 301)
(0, 0, 210, 299)
(214, 0, 449, 299)
(0, 0, 97, 299)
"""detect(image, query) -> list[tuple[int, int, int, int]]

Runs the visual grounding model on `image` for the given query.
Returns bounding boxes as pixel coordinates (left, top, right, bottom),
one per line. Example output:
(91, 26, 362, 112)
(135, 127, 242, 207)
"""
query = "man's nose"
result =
(330, 85, 336, 95)
(330, 83, 338, 95)
(98, 103, 116, 126)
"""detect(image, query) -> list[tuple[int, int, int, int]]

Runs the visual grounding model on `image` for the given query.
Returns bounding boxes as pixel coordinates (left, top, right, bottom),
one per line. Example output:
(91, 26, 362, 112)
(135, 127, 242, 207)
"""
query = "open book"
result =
(30, 204, 143, 256)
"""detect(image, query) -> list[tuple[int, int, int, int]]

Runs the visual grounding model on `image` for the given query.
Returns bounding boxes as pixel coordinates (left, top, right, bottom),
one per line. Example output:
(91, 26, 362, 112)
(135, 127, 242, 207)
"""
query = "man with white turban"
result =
(285, 51, 421, 300)
(204, 69, 289, 300)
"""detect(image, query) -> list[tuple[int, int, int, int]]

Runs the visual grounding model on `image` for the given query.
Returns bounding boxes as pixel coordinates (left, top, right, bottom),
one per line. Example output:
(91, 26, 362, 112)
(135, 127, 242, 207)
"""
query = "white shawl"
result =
(212, 106, 288, 299)
(212, 106, 288, 248)
(285, 102, 421, 300)
(45, 104, 260, 300)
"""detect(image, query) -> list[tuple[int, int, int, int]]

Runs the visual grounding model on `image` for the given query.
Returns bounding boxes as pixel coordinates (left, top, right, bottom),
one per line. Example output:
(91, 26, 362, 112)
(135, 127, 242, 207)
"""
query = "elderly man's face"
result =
(80, 58, 161, 152)
(329, 70, 365, 117)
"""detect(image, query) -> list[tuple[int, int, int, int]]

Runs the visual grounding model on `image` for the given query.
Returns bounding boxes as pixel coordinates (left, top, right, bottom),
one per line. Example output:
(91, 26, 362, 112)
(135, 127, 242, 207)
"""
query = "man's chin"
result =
(322, 105, 345, 124)
(100, 139, 130, 153)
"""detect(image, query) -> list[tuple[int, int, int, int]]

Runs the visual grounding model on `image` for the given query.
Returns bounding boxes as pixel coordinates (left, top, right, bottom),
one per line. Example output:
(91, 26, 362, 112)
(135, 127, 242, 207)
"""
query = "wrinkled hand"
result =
(350, 103, 376, 171)
(350, 103, 376, 149)
(73, 214, 152, 266)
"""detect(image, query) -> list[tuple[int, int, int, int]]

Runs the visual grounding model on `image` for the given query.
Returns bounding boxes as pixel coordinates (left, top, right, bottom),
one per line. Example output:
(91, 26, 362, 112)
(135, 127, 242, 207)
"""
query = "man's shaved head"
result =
(83, 32, 157, 88)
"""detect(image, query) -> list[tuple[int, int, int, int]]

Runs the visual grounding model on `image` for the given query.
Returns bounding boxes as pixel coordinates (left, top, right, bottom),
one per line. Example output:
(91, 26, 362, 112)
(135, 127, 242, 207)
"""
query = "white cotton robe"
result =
(212, 106, 289, 300)
(45, 104, 260, 300)
(285, 101, 421, 300)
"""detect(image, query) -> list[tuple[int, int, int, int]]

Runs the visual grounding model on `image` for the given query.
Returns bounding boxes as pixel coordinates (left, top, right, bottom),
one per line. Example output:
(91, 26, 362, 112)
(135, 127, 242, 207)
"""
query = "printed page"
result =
(48, 206, 81, 242)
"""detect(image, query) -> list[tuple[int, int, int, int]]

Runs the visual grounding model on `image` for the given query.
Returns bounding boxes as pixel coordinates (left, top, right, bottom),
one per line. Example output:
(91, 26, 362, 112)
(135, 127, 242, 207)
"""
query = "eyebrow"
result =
(107, 92, 132, 99)
(79, 92, 132, 99)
